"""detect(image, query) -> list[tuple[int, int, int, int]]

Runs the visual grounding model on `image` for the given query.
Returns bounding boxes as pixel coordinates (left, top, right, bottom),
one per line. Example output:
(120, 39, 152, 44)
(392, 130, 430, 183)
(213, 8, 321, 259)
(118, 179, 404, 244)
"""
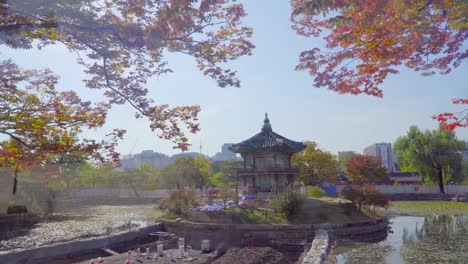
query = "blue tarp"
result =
(243, 195, 256, 200)
(318, 182, 337, 196)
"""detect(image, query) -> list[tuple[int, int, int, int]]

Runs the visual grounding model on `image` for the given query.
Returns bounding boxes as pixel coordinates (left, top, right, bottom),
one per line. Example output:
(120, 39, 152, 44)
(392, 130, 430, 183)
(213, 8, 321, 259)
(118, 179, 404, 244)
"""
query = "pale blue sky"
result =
(2, 1, 467, 157)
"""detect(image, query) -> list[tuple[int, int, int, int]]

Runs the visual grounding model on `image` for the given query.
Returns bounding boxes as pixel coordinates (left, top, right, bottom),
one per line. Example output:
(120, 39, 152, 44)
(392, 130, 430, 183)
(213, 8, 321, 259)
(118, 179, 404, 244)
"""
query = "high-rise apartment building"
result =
(363, 143, 396, 172)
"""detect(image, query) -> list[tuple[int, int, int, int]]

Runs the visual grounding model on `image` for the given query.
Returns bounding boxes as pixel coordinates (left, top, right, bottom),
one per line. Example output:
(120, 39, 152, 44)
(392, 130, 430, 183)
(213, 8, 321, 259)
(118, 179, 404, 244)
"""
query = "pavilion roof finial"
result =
(262, 112, 272, 132)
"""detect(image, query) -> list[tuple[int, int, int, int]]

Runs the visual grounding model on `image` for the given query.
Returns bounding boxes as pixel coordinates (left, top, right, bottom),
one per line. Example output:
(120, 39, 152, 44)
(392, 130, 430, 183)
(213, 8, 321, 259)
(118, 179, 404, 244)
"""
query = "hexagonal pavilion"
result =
(229, 114, 305, 194)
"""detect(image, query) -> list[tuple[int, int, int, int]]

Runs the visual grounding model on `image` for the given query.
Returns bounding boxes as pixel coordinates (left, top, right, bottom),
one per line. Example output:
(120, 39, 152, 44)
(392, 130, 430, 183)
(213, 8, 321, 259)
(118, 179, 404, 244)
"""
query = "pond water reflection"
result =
(331, 215, 468, 264)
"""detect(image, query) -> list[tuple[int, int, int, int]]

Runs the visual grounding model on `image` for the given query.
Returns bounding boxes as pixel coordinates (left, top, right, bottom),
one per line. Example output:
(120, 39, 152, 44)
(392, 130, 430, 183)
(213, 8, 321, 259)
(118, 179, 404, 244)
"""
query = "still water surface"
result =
(333, 215, 468, 264)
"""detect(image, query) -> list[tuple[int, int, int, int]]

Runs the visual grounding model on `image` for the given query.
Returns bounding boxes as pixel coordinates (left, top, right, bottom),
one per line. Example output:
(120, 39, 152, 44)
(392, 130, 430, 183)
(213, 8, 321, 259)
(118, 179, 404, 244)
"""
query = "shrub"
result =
(206, 188, 220, 197)
(218, 185, 237, 208)
(268, 213, 288, 224)
(18, 183, 58, 215)
(240, 199, 270, 209)
(272, 190, 305, 217)
(230, 207, 287, 224)
(159, 188, 200, 216)
(340, 185, 365, 209)
(307, 186, 325, 198)
(239, 208, 267, 224)
(339, 184, 389, 212)
(361, 184, 389, 210)
(230, 207, 263, 224)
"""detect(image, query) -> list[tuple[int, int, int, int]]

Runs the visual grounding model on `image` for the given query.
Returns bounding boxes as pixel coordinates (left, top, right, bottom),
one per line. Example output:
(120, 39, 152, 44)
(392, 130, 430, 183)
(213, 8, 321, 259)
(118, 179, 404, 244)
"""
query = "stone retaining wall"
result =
(163, 219, 388, 249)
(0, 223, 163, 264)
(0, 219, 388, 263)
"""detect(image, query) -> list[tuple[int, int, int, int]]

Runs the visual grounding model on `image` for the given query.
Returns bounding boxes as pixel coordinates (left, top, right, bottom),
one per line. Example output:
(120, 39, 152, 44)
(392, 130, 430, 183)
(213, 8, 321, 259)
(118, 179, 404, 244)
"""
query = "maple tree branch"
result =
(333, 38, 386, 73)
(318, 38, 381, 55)
(166, 10, 217, 41)
(57, 31, 152, 119)
(166, 20, 227, 42)
(101, 57, 147, 117)
(0, 21, 133, 47)
(0, 130, 35, 149)
(418, 0, 434, 12)
(455, 109, 468, 121)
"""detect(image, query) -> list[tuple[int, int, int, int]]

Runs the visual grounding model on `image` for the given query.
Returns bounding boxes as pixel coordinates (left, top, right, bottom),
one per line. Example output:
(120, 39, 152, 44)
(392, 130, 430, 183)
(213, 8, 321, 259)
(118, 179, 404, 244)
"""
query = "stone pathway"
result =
(302, 230, 329, 264)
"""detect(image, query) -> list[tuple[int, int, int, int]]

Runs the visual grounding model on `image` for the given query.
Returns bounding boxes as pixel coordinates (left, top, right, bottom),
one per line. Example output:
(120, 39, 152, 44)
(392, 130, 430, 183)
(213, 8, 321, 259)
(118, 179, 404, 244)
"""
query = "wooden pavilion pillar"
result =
(252, 174, 257, 190)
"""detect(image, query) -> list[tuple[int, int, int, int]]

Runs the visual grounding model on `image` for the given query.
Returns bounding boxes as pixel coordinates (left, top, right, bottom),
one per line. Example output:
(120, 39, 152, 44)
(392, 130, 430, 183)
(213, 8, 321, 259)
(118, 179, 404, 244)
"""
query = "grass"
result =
(288, 197, 376, 224)
(230, 207, 288, 224)
(306, 186, 325, 198)
(387, 201, 468, 216)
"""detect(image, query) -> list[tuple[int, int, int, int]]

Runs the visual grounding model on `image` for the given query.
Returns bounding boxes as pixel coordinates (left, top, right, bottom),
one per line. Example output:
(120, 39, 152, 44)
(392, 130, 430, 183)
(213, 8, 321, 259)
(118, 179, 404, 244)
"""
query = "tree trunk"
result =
(436, 164, 445, 194)
(12, 167, 18, 195)
(130, 184, 140, 198)
(128, 179, 140, 198)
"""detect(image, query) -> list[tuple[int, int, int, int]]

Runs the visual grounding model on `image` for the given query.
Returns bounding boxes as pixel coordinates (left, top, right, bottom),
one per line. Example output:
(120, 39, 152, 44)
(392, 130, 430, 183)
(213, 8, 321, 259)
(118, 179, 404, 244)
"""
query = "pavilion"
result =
(229, 114, 306, 194)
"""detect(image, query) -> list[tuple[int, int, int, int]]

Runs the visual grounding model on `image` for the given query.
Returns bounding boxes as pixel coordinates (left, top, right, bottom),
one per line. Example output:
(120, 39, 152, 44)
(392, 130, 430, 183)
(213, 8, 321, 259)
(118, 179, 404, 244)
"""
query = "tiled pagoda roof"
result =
(229, 113, 306, 153)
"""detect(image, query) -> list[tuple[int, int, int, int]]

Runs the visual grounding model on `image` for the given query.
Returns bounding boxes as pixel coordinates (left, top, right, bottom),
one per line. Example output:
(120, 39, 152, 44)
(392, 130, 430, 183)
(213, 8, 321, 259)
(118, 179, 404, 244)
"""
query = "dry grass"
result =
(289, 197, 376, 224)
(387, 201, 468, 216)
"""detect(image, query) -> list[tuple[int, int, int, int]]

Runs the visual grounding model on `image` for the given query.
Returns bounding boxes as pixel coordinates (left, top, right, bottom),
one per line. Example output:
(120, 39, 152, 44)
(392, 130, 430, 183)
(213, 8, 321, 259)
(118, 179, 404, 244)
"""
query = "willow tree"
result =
(394, 126, 465, 193)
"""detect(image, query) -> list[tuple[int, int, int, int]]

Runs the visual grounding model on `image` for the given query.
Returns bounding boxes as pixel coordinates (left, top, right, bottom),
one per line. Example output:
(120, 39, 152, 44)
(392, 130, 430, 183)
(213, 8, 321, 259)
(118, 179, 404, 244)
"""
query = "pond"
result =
(0, 205, 158, 251)
(331, 215, 468, 264)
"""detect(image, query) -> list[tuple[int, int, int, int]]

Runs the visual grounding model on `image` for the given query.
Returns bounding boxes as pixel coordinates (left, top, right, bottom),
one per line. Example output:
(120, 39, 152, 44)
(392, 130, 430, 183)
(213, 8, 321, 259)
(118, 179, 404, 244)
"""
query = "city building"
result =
(212, 143, 239, 161)
(363, 143, 397, 172)
(229, 113, 306, 194)
(119, 150, 210, 170)
(119, 150, 171, 169)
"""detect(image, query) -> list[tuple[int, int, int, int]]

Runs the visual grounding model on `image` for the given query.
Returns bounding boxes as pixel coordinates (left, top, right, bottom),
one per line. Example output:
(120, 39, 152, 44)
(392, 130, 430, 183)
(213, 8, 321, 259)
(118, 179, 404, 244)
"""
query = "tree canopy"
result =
(160, 156, 212, 189)
(337, 151, 358, 172)
(1, 0, 467, 195)
(292, 141, 337, 185)
(345, 154, 387, 183)
(290, 0, 467, 129)
(1, 0, 254, 151)
(291, 0, 467, 96)
(0, 60, 122, 193)
(394, 126, 466, 192)
(211, 159, 242, 186)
